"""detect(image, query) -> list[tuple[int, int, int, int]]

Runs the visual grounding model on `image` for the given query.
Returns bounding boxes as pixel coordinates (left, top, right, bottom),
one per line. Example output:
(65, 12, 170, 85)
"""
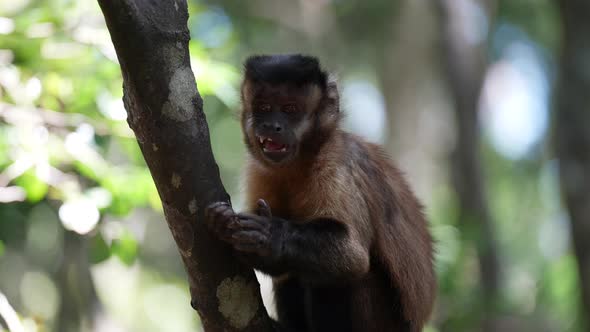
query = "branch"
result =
(97, 0, 272, 330)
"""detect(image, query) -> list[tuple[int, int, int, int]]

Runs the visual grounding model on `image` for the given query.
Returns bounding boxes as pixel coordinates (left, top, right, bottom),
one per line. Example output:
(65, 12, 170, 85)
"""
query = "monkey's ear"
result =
(325, 73, 339, 113)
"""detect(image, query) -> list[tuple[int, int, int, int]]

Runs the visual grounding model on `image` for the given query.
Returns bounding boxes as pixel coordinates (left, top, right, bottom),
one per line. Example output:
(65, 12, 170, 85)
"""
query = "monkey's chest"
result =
(258, 190, 320, 222)
(246, 177, 321, 221)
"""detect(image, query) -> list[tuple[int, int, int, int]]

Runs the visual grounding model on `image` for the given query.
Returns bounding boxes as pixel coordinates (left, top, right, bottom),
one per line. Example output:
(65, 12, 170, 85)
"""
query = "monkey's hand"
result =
(205, 202, 239, 243)
(233, 199, 275, 257)
(205, 199, 278, 258)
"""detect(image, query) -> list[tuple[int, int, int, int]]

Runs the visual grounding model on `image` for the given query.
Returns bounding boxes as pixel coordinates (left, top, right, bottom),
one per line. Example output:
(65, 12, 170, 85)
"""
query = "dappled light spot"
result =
(190, 57, 240, 107)
(0, 17, 15, 35)
(19, 271, 60, 321)
(26, 22, 54, 38)
(58, 197, 100, 234)
(41, 41, 85, 60)
(480, 26, 549, 160)
(342, 80, 386, 144)
(86, 187, 113, 209)
(0, 186, 26, 202)
(97, 90, 127, 121)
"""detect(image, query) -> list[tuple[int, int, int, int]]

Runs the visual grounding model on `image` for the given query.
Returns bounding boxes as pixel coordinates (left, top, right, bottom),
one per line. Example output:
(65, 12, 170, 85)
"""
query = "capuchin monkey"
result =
(206, 54, 436, 332)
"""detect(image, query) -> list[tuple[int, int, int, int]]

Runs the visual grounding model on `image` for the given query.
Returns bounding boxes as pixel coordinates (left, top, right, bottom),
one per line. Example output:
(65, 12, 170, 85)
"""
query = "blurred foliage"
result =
(0, 0, 583, 332)
(0, 0, 239, 330)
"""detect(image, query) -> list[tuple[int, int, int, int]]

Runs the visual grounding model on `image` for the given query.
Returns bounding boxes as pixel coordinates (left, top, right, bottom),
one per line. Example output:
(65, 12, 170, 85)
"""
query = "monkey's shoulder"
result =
(326, 132, 402, 184)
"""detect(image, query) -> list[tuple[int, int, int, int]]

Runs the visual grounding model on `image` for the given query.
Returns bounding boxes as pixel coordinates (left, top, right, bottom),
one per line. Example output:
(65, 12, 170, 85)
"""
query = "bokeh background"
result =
(0, 0, 587, 331)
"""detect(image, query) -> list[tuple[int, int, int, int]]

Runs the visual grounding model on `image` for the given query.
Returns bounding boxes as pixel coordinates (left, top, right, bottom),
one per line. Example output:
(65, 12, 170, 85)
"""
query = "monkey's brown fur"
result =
(241, 81, 436, 330)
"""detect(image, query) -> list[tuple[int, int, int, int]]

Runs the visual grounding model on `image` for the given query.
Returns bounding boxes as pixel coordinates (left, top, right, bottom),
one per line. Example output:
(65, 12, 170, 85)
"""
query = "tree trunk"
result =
(437, 0, 501, 330)
(378, 0, 448, 204)
(96, 1, 273, 331)
(555, 1, 590, 329)
(55, 231, 100, 332)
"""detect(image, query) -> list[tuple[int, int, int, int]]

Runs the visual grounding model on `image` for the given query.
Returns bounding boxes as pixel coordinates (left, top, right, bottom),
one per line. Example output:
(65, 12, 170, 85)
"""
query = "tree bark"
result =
(96, 1, 272, 331)
(555, 1, 590, 329)
(437, 0, 501, 330)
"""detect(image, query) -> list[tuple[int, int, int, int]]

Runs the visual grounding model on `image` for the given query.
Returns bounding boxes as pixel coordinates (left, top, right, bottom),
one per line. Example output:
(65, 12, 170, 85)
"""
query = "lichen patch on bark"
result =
(188, 198, 198, 214)
(216, 276, 259, 329)
(162, 67, 197, 122)
(171, 173, 182, 189)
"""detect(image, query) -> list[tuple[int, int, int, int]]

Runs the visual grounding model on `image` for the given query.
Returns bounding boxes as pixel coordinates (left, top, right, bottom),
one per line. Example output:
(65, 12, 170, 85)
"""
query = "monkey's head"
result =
(241, 54, 340, 166)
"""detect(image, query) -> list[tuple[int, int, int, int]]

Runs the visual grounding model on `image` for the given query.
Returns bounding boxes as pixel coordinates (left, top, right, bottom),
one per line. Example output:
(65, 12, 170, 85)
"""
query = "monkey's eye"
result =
(257, 104, 271, 112)
(283, 105, 297, 113)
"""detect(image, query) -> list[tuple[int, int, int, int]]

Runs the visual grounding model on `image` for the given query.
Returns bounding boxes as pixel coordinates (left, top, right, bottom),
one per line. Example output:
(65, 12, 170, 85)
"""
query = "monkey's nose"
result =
(263, 122, 282, 133)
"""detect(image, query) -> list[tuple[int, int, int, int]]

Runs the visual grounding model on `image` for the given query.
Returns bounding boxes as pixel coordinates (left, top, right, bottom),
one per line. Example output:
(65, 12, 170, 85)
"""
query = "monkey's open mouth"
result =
(258, 136, 288, 153)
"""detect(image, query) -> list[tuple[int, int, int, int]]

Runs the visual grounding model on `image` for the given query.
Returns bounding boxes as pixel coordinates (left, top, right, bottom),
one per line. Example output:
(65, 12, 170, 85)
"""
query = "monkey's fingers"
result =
(205, 203, 238, 238)
(232, 230, 267, 244)
(209, 211, 235, 231)
(231, 230, 271, 256)
(207, 203, 234, 218)
(231, 218, 270, 236)
(206, 201, 230, 210)
(205, 201, 231, 220)
(256, 199, 272, 218)
(237, 212, 270, 225)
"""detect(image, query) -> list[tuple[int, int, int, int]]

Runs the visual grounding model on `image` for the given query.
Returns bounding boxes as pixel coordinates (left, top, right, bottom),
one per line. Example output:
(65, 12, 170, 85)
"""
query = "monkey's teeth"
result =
(258, 137, 274, 144)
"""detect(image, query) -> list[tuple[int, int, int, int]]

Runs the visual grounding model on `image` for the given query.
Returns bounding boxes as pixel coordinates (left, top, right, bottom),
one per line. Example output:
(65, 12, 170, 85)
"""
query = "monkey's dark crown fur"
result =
(244, 54, 328, 89)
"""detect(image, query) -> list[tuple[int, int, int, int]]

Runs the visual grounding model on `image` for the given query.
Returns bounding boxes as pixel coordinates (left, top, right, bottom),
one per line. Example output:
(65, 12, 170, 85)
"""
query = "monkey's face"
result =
(242, 82, 322, 165)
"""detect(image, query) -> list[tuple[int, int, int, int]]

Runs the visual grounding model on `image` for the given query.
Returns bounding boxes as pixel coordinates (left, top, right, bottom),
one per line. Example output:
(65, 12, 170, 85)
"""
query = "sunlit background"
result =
(0, 0, 584, 331)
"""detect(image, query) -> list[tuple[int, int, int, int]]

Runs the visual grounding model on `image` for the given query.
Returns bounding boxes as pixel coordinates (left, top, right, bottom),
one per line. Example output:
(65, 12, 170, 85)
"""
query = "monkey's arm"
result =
(206, 200, 370, 284)
(243, 216, 369, 283)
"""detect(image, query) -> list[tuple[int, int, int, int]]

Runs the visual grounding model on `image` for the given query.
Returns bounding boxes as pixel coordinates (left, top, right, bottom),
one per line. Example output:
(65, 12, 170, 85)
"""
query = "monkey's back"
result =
(341, 133, 437, 328)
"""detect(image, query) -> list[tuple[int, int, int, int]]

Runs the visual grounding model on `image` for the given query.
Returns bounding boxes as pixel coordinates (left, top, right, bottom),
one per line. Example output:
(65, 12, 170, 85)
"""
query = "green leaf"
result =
(89, 233, 111, 264)
(14, 169, 48, 203)
(111, 230, 138, 266)
(0, 240, 5, 258)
